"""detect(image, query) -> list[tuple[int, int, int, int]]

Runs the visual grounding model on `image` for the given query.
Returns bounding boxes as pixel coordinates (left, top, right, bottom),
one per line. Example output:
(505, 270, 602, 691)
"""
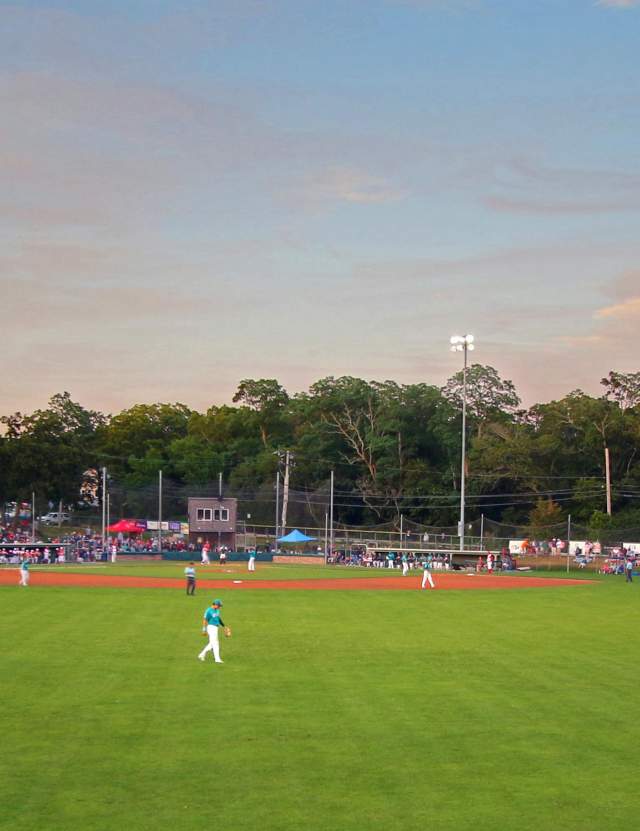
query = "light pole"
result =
(450, 334, 475, 555)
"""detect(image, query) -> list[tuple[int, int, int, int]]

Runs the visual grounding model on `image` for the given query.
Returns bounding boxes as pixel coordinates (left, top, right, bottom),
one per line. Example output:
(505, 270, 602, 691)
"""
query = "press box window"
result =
(197, 508, 212, 521)
(212, 508, 230, 521)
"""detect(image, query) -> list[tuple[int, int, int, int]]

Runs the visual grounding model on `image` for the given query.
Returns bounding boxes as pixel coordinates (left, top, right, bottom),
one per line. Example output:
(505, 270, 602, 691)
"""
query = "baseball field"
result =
(1, 563, 638, 831)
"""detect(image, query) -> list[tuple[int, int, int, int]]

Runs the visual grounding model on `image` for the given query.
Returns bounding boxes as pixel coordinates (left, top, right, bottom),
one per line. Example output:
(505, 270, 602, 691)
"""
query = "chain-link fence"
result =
(19, 472, 640, 551)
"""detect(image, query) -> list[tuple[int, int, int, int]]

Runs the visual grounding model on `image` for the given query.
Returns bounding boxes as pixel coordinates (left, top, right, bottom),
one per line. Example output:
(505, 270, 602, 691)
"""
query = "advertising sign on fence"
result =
(144, 520, 187, 534)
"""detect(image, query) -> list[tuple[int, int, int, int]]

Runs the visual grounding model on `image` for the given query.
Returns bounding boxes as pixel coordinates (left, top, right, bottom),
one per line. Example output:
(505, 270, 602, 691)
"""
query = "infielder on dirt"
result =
(421, 558, 435, 590)
(198, 599, 230, 664)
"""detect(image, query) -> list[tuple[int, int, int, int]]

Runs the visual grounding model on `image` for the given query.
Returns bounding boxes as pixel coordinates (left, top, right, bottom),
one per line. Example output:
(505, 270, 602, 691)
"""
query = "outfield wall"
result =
(273, 555, 325, 565)
(160, 551, 274, 563)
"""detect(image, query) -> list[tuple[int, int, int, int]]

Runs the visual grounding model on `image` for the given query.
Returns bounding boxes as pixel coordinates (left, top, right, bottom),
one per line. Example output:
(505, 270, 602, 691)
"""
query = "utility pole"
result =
(329, 470, 334, 560)
(324, 512, 329, 564)
(158, 469, 163, 554)
(400, 514, 403, 549)
(275, 469, 280, 549)
(480, 513, 485, 551)
(604, 447, 612, 516)
(101, 467, 107, 553)
(31, 491, 36, 543)
(450, 334, 475, 561)
(281, 450, 292, 536)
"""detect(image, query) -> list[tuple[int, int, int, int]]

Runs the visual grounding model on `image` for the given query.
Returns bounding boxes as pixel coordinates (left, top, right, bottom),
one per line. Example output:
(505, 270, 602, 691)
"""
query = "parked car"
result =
(39, 512, 71, 525)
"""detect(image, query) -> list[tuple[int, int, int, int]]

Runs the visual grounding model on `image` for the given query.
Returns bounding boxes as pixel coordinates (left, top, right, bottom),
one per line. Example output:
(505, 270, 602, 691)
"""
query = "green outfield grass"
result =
(1, 578, 639, 831)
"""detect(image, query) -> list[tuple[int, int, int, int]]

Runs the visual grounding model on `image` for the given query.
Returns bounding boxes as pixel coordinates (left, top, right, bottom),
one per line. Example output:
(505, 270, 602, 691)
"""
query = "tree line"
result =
(1, 368, 639, 537)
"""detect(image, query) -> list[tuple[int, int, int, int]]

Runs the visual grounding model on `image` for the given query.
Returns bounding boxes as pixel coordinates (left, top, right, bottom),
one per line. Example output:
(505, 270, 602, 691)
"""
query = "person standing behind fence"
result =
(185, 562, 196, 595)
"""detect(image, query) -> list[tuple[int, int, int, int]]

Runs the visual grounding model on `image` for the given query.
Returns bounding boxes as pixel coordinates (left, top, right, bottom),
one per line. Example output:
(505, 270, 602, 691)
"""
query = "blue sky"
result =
(2, 0, 639, 413)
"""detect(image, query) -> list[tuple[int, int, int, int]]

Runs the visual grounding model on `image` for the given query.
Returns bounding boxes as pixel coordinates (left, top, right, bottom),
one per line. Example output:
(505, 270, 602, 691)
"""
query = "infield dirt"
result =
(0, 570, 592, 591)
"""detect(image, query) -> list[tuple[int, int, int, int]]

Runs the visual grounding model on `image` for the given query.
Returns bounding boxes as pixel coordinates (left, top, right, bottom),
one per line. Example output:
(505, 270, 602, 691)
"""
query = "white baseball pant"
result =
(199, 625, 223, 663)
(421, 570, 435, 589)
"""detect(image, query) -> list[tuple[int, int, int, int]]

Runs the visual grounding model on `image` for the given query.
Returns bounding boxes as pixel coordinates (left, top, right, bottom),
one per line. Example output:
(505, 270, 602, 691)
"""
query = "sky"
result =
(2, 0, 639, 415)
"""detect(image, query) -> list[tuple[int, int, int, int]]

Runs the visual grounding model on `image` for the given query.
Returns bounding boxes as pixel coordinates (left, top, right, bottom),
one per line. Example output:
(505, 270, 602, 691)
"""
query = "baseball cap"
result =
(213, 598, 223, 606)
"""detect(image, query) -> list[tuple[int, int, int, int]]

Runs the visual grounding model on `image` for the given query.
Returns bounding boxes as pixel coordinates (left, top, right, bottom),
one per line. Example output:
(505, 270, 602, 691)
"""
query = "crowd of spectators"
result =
(0, 522, 197, 562)
(599, 546, 636, 575)
(329, 549, 516, 570)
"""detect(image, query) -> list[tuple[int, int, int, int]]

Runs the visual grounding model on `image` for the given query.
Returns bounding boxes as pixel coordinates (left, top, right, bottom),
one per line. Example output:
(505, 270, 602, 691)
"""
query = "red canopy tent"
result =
(107, 519, 145, 533)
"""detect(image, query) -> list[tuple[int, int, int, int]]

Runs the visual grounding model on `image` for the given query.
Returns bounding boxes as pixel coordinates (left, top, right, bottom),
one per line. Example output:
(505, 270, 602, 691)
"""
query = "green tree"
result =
(232, 379, 290, 447)
(442, 364, 520, 437)
(0, 392, 104, 509)
(527, 499, 565, 539)
(601, 370, 640, 410)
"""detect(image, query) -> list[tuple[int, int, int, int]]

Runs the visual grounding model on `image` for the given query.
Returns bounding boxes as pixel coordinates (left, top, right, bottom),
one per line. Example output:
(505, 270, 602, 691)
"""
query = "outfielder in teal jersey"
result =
(198, 599, 226, 664)
(19, 558, 30, 587)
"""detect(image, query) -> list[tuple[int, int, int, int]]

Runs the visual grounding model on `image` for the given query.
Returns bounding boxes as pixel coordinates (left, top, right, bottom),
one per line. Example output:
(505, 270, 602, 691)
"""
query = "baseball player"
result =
(247, 549, 256, 572)
(198, 599, 229, 664)
(401, 553, 409, 576)
(184, 562, 196, 595)
(19, 557, 30, 587)
(201, 541, 211, 565)
(421, 558, 435, 590)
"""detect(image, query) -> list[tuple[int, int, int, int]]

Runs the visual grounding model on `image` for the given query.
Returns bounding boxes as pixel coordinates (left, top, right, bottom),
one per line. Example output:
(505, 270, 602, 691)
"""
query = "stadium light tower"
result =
(450, 334, 475, 553)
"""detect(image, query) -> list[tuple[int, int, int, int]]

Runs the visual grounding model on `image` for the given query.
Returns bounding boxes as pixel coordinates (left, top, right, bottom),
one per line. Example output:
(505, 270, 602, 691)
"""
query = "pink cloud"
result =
(595, 297, 640, 319)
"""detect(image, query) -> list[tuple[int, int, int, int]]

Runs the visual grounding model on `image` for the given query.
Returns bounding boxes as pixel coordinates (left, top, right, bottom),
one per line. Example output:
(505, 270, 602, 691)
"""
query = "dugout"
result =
(0, 542, 74, 561)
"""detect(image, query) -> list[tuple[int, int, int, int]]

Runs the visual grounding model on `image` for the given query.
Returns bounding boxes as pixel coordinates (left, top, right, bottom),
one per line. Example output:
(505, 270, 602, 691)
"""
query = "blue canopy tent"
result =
(277, 529, 317, 543)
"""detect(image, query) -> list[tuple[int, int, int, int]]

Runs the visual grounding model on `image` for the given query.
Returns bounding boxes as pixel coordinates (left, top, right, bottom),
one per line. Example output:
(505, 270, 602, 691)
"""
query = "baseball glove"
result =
(224, 626, 232, 638)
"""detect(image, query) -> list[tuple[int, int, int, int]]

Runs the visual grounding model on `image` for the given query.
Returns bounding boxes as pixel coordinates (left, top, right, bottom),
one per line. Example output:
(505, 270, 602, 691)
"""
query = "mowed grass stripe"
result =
(1, 583, 639, 831)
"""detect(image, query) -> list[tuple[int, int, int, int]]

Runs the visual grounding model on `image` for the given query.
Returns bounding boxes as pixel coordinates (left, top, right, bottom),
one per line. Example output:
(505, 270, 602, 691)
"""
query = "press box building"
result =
(187, 497, 237, 550)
